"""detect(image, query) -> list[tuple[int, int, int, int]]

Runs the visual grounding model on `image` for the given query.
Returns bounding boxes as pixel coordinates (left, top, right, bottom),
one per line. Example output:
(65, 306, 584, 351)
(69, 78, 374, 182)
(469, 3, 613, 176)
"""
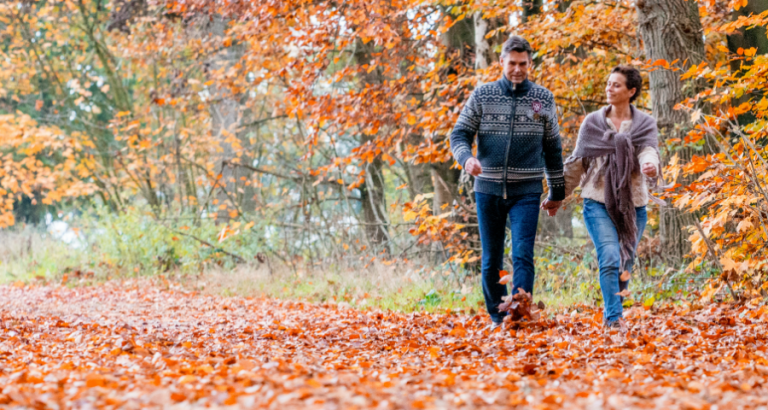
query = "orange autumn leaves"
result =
(3, 281, 768, 408)
(0, 114, 97, 227)
(671, 9, 768, 295)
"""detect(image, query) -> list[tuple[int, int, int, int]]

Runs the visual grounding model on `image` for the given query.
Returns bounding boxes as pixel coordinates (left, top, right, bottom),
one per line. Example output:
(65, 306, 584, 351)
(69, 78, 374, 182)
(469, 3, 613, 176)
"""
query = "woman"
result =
(556, 66, 661, 330)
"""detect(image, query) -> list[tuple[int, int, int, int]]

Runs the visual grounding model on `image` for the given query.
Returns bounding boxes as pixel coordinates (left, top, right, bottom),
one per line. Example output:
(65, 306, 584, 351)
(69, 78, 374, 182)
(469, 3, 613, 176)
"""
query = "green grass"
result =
(199, 262, 488, 314)
(0, 208, 707, 315)
(0, 227, 93, 282)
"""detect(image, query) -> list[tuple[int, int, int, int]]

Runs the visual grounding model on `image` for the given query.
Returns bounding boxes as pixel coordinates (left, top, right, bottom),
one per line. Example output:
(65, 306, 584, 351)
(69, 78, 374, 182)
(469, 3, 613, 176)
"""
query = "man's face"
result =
(500, 51, 531, 84)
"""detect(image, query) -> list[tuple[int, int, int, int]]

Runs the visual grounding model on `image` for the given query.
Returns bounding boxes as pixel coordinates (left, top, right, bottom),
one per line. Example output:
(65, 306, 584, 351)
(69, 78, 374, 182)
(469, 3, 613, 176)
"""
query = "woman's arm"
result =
(563, 158, 584, 199)
(638, 146, 660, 177)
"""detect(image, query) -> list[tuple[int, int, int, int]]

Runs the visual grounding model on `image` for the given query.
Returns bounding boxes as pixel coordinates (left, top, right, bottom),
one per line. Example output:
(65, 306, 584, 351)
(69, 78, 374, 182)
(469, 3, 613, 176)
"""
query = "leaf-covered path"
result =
(0, 282, 767, 409)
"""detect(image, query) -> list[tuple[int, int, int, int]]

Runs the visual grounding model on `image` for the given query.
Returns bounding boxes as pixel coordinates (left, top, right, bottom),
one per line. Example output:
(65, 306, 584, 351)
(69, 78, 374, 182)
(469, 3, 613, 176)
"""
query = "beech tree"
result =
(635, 0, 706, 262)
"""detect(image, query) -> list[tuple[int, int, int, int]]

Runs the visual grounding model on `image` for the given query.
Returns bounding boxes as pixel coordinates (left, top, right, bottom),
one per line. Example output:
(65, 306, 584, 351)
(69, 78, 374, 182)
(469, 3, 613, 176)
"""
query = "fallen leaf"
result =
(620, 270, 630, 281)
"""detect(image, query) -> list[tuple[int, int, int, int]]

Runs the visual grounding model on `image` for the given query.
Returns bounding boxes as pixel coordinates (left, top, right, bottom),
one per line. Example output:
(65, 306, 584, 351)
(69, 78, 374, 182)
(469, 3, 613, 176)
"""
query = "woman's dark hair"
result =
(611, 66, 643, 103)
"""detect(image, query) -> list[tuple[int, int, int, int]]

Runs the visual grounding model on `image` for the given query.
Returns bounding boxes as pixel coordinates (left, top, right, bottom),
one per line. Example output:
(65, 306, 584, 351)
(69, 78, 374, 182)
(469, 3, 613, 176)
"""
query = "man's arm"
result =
(450, 91, 482, 170)
(542, 93, 566, 202)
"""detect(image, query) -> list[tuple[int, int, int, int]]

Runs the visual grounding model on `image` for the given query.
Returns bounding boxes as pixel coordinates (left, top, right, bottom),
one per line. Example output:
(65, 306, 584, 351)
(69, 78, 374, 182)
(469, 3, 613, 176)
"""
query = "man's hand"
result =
(540, 199, 563, 217)
(464, 157, 483, 177)
(642, 163, 657, 178)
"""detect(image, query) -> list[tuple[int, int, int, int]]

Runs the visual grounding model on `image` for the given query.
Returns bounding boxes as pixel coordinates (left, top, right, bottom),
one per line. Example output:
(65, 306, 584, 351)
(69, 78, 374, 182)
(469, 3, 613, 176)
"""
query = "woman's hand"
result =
(641, 163, 657, 178)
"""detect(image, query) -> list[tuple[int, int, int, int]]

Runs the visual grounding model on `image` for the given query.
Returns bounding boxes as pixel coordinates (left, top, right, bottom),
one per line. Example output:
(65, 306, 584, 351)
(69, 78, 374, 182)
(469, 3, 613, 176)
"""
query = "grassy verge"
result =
(0, 209, 712, 314)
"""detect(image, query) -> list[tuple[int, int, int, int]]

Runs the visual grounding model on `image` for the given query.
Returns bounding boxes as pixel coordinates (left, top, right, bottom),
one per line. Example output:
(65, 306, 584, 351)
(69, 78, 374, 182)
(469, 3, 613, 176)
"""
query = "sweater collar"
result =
(499, 76, 532, 96)
(602, 104, 639, 135)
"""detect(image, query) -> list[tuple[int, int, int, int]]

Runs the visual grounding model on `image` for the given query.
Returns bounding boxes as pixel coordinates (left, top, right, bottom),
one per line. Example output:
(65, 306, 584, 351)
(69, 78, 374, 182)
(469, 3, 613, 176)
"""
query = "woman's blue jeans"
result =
(582, 198, 647, 324)
(476, 192, 541, 323)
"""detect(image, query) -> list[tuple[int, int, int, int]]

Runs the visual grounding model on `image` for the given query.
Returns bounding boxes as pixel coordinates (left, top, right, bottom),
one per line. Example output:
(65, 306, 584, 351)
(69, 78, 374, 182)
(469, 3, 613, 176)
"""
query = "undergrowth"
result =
(0, 206, 714, 314)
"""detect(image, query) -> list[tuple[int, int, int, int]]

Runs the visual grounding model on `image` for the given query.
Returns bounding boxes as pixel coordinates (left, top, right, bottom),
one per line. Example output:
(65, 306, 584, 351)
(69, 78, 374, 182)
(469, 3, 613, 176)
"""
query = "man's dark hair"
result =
(611, 66, 643, 103)
(501, 36, 534, 59)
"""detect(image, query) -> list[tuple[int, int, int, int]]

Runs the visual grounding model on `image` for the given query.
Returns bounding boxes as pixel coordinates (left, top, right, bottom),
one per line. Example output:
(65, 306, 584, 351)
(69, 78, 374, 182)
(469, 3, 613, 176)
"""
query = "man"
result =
(450, 36, 565, 327)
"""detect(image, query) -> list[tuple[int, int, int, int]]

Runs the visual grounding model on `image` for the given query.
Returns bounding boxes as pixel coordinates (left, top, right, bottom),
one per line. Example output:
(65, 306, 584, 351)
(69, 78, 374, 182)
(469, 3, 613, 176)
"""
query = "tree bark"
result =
(187, 15, 244, 223)
(474, 13, 505, 70)
(436, 6, 474, 216)
(635, 0, 705, 262)
(427, 5, 476, 261)
(353, 38, 391, 252)
(359, 157, 391, 250)
(636, 0, 705, 130)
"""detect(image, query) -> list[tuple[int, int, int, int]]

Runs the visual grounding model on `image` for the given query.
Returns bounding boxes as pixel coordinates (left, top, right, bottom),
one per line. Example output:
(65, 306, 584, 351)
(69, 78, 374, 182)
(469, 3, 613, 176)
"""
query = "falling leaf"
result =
(616, 289, 631, 298)
(620, 271, 630, 281)
(498, 270, 511, 285)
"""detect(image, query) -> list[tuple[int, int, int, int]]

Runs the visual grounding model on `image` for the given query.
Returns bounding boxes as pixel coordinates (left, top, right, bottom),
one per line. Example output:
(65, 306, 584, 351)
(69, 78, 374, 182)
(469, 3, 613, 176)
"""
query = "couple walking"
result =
(450, 36, 662, 330)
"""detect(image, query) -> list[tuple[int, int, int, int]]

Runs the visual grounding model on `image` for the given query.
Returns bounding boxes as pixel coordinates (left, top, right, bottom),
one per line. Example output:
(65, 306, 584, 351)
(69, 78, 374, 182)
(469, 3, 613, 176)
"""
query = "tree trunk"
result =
(728, 0, 768, 126)
(474, 13, 505, 70)
(189, 15, 244, 223)
(435, 6, 474, 215)
(430, 5, 476, 261)
(522, 0, 543, 23)
(359, 157, 391, 251)
(635, 0, 705, 262)
(353, 38, 391, 252)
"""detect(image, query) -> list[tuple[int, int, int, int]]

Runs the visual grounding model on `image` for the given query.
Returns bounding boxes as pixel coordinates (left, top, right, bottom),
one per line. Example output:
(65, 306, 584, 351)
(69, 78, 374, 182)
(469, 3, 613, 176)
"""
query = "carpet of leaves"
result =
(1, 282, 768, 409)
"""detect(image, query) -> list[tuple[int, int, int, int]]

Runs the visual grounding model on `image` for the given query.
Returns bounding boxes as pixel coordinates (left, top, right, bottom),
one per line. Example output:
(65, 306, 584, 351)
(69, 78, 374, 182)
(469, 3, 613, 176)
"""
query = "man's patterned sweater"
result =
(450, 77, 565, 201)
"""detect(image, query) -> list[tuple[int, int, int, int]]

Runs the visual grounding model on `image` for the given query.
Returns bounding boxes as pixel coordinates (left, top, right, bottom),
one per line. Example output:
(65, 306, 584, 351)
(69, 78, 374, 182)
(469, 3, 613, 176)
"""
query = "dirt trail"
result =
(0, 282, 766, 409)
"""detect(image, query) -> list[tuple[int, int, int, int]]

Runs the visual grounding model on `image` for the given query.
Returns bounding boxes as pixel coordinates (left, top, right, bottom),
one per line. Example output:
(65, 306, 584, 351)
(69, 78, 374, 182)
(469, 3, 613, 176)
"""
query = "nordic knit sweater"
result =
(450, 77, 566, 200)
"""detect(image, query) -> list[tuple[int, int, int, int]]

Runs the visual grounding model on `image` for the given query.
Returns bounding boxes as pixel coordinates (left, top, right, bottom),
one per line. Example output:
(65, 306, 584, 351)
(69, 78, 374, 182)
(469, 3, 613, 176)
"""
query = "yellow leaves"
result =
(0, 114, 95, 228)
(733, 0, 749, 11)
(720, 256, 749, 274)
(756, 97, 768, 113)
(403, 209, 418, 222)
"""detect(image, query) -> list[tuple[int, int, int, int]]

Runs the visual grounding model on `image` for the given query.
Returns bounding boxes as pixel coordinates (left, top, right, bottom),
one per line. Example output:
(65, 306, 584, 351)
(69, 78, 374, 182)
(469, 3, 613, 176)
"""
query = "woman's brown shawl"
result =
(565, 105, 662, 266)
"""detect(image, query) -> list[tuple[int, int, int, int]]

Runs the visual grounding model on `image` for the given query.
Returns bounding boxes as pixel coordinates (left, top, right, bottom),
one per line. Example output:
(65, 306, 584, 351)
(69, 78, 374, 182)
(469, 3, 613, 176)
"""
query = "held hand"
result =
(464, 157, 483, 177)
(540, 199, 563, 217)
(642, 163, 657, 178)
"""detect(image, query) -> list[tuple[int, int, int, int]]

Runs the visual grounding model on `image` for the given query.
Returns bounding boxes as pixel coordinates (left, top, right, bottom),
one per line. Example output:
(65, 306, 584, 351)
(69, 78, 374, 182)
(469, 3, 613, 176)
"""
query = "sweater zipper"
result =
(502, 83, 517, 199)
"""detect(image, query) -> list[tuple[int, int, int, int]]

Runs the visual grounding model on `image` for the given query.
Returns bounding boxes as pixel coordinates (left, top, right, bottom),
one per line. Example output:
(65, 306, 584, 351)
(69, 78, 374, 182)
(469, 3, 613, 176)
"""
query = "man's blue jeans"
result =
(582, 198, 647, 324)
(476, 192, 541, 323)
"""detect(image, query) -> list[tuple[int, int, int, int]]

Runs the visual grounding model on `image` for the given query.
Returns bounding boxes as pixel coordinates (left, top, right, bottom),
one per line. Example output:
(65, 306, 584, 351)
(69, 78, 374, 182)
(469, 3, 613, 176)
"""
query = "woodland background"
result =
(1, 0, 767, 310)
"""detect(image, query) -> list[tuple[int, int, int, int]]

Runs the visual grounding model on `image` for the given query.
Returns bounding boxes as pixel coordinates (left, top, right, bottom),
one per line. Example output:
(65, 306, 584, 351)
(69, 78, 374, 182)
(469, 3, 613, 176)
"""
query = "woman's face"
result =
(605, 73, 636, 106)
